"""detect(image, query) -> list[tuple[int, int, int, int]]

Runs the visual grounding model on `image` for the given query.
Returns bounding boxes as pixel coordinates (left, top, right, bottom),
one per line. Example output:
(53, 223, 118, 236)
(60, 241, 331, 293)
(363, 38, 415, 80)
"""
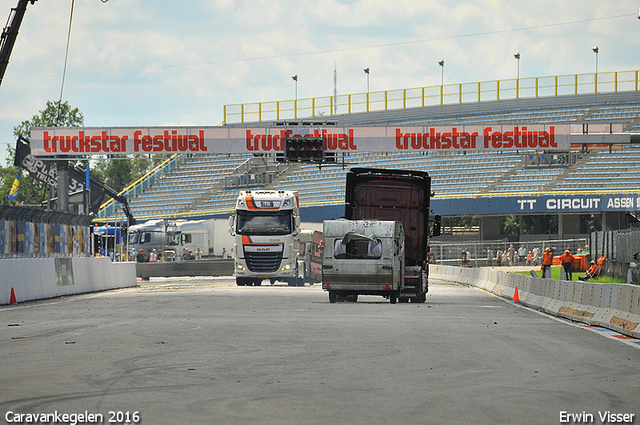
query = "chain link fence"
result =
(429, 238, 589, 268)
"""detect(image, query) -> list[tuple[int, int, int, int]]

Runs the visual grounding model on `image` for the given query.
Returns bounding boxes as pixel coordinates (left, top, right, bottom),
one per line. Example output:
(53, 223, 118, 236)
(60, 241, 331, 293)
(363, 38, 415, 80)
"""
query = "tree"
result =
(1, 100, 84, 206)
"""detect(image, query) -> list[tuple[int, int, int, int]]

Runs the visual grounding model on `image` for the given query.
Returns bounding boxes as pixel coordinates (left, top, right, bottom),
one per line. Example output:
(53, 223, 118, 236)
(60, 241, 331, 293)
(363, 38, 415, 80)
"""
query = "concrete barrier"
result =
(430, 265, 640, 338)
(135, 259, 234, 279)
(1, 257, 137, 305)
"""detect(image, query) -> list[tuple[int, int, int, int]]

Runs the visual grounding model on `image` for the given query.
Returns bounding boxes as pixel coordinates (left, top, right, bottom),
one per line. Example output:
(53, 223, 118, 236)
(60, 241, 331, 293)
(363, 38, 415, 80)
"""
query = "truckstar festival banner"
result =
(30, 124, 570, 156)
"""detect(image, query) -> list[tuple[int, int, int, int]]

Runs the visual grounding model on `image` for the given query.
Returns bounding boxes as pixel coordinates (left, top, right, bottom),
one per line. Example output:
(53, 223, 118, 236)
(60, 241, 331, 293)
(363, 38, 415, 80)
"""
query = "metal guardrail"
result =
(223, 70, 640, 124)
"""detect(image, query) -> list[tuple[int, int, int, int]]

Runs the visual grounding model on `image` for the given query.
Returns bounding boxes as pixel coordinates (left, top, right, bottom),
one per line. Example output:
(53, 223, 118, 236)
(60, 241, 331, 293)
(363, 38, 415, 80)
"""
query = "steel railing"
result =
(223, 70, 640, 124)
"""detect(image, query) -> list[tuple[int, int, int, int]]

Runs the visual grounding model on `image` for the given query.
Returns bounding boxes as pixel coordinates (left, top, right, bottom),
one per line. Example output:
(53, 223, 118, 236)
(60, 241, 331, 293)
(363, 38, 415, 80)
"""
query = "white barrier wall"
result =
(430, 265, 640, 339)
(0, 257, 137, 305)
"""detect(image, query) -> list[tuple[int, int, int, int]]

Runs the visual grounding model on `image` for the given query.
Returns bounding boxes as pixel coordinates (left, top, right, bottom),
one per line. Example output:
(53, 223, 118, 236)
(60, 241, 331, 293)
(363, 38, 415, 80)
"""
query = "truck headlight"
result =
(281, 263, 291, 271)
(237, 264, 246, 271)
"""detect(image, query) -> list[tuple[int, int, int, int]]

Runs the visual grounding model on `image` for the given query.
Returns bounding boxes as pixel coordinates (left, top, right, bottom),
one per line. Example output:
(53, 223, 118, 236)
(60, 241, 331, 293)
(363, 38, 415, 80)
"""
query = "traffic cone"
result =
(512, 286, 520, 303)
(9, 287, 17, 305)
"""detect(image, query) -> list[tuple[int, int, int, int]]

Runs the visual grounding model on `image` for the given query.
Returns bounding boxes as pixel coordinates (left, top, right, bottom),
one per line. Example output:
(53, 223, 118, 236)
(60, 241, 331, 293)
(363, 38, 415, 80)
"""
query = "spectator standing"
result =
(136, 249, 147, 263)
(195, 248, 202, 260)
(532, 246, 540, 266)
(542, 247, 553, 278)
(518, 244, 527, 266)
(508, 244, 516, 266)
(486, 247, 494, 267)
(149, 249, 157, 262)
(496, 248, 503, 267)
(559, 249, 576, 280)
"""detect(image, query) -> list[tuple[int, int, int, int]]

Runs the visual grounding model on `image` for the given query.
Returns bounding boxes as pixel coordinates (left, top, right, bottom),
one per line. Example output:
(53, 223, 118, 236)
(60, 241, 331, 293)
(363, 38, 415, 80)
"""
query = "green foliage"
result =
(1, 100, 84, 206)
(500, 214, 520, 236)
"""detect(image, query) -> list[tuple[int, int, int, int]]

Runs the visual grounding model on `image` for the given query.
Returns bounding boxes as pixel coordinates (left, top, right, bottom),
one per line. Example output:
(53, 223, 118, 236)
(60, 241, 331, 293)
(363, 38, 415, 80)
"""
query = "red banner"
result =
(30, 124, 571, 156)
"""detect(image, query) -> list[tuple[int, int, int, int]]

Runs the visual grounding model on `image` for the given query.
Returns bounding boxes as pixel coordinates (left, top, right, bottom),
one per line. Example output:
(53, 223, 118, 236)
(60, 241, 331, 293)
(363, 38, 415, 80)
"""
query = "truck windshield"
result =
(237, 211, 292, 235)
(128, 232, 139, 244)
(166, 233, 180, 246)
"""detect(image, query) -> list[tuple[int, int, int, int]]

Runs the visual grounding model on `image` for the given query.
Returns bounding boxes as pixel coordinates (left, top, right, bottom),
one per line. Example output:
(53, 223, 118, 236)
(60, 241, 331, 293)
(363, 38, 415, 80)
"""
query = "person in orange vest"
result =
(579, 261, 599, 281)
(541, 247, 554, 278)
(558, 249, 576, 280)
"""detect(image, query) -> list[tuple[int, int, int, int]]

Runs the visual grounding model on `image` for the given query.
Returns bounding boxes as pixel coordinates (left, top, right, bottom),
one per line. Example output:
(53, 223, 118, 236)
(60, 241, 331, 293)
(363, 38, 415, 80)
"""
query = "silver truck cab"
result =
(322, 219, 404, 303)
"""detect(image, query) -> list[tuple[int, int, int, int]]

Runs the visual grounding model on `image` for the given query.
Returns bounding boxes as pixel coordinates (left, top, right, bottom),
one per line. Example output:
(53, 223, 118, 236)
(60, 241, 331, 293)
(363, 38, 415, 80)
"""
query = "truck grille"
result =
(245, 251, 282, 272)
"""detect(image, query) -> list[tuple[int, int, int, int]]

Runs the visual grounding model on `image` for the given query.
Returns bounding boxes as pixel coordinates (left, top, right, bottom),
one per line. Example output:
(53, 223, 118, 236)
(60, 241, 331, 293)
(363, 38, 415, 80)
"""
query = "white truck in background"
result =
(127, 218, 232, 260)
(228, 190, 302, 286)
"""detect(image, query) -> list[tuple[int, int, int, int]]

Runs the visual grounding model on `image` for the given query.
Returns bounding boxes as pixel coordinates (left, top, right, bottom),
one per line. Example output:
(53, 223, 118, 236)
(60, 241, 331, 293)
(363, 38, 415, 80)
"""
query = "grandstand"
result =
(100, 86, 640, 230)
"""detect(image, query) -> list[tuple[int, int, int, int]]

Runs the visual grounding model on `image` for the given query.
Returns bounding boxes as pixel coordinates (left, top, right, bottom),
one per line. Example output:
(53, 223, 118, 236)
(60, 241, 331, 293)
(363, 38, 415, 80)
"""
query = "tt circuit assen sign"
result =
(433, 194, 640, 216)
(29, 124, 570, 156)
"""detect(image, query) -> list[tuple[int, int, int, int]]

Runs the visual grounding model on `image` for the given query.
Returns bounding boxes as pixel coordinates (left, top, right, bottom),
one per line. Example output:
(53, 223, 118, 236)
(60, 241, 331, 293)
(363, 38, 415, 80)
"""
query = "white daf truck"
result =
(322, 219, 405, 303)
(228, 190, 302, 286)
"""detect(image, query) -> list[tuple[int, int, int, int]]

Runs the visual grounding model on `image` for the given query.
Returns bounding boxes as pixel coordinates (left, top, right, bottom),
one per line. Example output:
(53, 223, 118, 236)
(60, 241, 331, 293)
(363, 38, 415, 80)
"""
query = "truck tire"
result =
(236, 277, 250, 286)
(390, 291, 398, 304)
(415, 292, 427, 303)
(328, 291, 337, 303)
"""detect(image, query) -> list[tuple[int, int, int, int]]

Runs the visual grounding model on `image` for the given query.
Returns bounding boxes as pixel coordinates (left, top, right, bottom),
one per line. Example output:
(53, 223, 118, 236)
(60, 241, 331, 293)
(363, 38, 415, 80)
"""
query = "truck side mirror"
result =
(228, 215, 236, 236)
(432, 214, 442, 237)
(293, 216, 301, 236)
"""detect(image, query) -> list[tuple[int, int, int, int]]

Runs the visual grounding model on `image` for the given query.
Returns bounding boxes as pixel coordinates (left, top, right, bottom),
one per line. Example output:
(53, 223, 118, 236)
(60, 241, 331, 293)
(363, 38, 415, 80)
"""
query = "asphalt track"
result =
(1, 277, 639, 425)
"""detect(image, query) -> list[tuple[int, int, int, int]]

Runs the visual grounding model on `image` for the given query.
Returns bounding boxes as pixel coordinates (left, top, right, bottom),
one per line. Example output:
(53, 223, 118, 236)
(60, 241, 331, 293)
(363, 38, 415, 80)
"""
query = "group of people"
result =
(484, 243, 604, 281)
(486, 244, 543, 267)
(131, 248, 163, 263)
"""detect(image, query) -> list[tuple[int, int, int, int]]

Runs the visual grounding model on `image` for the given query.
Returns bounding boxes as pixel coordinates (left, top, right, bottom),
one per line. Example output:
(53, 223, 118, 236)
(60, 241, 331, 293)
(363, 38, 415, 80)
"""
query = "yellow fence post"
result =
(594, 73, 598, 94)
(404, 89, 407, 109)
(422, 87, 425, 107)
(459, 83, 462, 104)
(366, 92, 370, 112)
(555, 76, 558, 96)
(385, 90, 388, 110)
(223, 105, 227, 124)
(574, 75, 578, 95)
(241, 104, 245, 123)
(348, 94, 352, 114)
(496, 80, 500, 100)
(258, 102, 262, 122)
(535, 77, 539, 98)
(478, 82, 481, 102)
(277, 101, 280, 120)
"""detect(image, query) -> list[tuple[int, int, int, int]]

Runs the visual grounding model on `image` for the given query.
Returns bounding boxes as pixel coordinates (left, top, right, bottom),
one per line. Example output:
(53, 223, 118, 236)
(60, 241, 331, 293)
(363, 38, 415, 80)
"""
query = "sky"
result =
(1, 0, 639, 164)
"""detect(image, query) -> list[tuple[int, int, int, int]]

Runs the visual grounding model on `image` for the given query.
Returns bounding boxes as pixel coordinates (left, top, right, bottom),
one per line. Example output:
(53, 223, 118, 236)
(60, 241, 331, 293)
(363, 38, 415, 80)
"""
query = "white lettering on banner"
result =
(606, 197, 634, 209)
(517, 199, 537, 210)
(30, 125, 572, 156)
(546, 198, 600, 210)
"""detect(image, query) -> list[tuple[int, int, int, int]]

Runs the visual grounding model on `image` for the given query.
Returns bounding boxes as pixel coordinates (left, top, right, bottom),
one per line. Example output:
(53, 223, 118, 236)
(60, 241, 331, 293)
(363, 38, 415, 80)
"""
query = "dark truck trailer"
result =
(345, 167, 438, 303)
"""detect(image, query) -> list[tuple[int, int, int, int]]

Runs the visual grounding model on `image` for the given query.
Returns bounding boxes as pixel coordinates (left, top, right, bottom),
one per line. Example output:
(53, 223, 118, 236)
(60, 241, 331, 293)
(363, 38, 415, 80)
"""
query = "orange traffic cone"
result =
(9, 287, 17, 305)
(512, 286, 520, 303)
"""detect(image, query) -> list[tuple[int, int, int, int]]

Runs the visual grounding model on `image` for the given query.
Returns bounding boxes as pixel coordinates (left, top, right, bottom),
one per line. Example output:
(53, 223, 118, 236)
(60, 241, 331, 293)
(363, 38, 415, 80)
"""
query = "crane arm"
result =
(0, 0, 37, 88)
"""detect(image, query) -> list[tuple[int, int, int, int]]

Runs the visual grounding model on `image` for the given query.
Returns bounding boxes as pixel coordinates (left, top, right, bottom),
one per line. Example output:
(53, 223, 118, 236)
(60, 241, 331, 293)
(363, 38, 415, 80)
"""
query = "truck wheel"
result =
(236, 277, 248, 286)
(415, 292, 427, 303)
(253, 279, 262, 286)
(390, 291, 398, 304)
(328, 291, 337, 303)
